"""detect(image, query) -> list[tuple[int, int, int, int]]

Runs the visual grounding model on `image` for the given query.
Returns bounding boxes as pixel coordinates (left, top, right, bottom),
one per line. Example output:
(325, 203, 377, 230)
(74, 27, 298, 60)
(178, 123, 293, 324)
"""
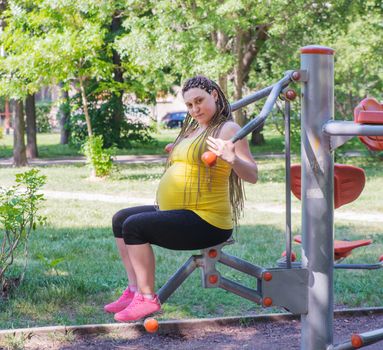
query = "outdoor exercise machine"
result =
(158, 45, 383, 350)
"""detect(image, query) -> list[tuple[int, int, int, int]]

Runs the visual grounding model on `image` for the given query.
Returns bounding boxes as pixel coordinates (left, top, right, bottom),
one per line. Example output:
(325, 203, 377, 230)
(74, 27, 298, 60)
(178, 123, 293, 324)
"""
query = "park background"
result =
(0, 0, 382, 345)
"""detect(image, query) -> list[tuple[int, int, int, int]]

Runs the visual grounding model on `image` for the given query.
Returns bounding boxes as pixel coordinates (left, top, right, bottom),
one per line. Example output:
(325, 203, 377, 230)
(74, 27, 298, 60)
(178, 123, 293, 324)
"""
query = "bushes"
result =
(81, 135, 114, 178)
(0, 169, 46, 298)
(67, 92, 154, 149)
(36, 101, 53, 133)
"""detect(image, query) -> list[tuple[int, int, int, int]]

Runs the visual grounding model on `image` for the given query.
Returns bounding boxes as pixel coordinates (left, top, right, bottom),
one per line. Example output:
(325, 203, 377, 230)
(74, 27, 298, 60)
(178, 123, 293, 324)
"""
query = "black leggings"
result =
(112, 205, 232, 250)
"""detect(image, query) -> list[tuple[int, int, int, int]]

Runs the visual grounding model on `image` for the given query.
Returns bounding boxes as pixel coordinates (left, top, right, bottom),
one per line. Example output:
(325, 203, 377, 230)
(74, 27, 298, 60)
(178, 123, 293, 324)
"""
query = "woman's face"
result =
(183, 88, 218, 127)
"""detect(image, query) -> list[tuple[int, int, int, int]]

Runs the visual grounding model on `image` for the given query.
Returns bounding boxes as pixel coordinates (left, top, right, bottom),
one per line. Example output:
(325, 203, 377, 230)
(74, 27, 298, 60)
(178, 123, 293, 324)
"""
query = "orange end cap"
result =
(379, 255, 383, 262)
(285, 89, 297, 101)
(263, 297, 273, 307)
(282, 251, 297, 262)
(208, 249, 218, 259)
(292, 71, 301, 81)
(144, 318, 159, 333)
(209, 274, 219, 284)
(351, 334, 363, 348)
(300, 45, 335, 55)
(263, 272, 273, 281)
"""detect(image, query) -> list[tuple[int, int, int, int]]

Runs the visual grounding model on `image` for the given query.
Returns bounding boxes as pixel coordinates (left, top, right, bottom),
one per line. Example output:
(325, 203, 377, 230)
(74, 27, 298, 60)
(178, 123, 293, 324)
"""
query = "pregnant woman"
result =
(104, 75, 258, 322)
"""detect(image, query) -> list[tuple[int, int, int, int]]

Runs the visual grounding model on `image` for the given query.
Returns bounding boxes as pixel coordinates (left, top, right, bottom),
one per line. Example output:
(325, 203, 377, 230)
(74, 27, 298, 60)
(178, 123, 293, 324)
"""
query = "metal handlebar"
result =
(201, 71, 296, 167)
(231, 71, 295, 143)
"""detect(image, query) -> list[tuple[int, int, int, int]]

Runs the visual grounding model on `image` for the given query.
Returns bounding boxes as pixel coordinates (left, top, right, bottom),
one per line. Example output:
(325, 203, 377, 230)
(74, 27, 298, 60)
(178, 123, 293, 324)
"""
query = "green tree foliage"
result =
(116, 0, 382, 143)
(1, 0, 382, 151)
(333, 10, 383, 120)
(116, 1, 361, 119)
(0, 0, 117, 132)
(252, 0, 382, 154)
(0, 1, 156, 145)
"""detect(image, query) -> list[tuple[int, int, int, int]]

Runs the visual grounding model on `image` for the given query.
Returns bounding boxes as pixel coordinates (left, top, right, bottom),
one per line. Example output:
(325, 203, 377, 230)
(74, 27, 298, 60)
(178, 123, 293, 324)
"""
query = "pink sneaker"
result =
(114, 293, 161, 322)
(104, 287, 135, 313)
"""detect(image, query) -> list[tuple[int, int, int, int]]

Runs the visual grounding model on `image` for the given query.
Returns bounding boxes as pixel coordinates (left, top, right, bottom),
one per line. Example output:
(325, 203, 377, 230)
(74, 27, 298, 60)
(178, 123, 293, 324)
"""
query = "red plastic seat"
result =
(354, 98, 383, 151)
(290, 164, 365, 209)
(294, 235, 372, 260)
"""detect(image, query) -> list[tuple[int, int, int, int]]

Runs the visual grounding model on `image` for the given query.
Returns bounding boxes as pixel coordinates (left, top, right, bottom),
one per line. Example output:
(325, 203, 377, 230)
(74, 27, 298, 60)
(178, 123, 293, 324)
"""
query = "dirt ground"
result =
(5, 313, 382, 350)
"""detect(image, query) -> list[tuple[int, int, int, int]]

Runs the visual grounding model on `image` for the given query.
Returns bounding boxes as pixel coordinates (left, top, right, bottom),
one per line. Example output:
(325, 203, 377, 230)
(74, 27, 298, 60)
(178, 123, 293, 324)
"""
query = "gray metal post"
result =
(285, 101, 292, 268)
(300, 45, 335, 350)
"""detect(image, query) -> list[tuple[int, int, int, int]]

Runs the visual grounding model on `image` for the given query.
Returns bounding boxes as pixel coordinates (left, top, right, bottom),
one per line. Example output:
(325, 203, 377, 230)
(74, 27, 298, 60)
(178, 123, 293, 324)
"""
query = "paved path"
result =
(0, 151, 365, 167)
(0, 155, 168, 166)
(0, 153, 291, 167)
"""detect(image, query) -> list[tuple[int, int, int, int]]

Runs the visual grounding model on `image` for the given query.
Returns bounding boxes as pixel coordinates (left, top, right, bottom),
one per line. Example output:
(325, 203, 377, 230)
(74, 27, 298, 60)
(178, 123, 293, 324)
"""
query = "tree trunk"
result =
(0, 1, 11, 135)
(58, 84, 70, 144)
(242, 24, 269, 84)
(4, 98, 10, 134)
(251, 128, 265, 146)
(233, 29, 245, 126)
(79, 76, 93, 137)
(215, 30, 229, 96)
(233, 24, 270, 127)
(0, 1, 6, 30)
(218, 75, 228, 96)
(13, 100, 27, 166)
(110, 13, 124, 146)
(25, 93, 38, 158)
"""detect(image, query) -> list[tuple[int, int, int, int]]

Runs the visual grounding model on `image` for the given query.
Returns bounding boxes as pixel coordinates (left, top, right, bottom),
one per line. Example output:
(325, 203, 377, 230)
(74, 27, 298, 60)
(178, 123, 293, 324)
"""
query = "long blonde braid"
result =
(166, 76, 245, 227)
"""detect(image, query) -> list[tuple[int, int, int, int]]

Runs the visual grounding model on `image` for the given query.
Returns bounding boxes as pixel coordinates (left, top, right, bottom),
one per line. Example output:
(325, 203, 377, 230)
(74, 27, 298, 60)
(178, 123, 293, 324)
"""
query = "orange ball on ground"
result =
(144, 318, 159, 333)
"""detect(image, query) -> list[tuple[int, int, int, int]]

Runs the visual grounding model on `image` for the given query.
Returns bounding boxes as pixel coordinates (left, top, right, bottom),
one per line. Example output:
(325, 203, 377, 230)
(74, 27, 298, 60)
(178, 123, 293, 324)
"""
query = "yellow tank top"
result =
(156, 135, 233, 229)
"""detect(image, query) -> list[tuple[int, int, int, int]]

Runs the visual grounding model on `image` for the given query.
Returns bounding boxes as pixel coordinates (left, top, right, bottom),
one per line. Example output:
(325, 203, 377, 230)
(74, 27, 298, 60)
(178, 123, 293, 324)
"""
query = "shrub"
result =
(81, 135, 115, 178)
(0, 169, 46, 298)
(67, 92, 154, 148)
(36, 101, 53, 133)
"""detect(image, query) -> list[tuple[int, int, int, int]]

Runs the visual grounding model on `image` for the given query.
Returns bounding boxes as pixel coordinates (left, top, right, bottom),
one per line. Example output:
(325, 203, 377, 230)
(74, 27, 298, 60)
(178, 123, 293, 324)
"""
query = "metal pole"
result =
(300, 45, 335, 350)
(285, 101, 292, 268)
(219, 277, 263, 304)
(323, 120, 383, 136)
(157, 256, 199, 304)
(219, 252, 266, 278)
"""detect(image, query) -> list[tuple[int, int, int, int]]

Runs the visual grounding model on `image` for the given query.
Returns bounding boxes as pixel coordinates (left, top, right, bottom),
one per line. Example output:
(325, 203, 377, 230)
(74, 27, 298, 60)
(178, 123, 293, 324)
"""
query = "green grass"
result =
(0, 133, 82, 159)
(0, 130, 178, 159)
(0, 157, 382, 330)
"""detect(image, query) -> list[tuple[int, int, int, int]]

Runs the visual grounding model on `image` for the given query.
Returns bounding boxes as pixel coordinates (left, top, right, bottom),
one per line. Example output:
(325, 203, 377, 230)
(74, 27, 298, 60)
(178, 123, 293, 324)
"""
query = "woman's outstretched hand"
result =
(206, 136, 236, 165)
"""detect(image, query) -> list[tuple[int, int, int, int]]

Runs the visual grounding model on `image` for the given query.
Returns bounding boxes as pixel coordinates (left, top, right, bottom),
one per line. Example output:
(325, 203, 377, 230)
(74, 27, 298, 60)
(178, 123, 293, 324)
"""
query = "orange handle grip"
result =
(164, 143, 174, 153)
(201, 151, 217, 167)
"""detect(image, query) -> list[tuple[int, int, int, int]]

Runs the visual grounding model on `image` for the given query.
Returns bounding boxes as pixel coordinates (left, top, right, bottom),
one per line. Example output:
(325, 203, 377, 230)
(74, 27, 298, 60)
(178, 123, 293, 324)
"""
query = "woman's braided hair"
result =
(167, 75, 245, 227)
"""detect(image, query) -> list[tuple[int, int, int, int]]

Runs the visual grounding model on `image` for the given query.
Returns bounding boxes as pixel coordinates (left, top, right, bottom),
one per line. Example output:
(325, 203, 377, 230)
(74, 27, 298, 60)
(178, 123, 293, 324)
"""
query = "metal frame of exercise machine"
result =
(157, 45, 383, 350)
